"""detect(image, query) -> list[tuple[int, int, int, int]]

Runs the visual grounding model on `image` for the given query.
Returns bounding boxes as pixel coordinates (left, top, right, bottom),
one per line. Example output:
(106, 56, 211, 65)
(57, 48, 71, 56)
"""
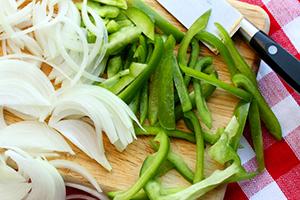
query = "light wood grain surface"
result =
(2, 0, 269, 199)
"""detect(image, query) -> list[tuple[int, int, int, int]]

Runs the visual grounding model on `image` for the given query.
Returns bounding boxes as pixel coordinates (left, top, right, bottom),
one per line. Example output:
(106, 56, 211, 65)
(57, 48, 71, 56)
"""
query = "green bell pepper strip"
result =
(175, 72, 217, 121)
(173, 54, 193, 112)
(232, 74, 282, 140)
(127, 0, 184, 42)
(203, 127, 224, 145)
(158, 35, 176, 130)
(110, 62, 147, 94)
(129, 90, 141, 114)
(215, 23, 257, 85)
(124, 42, 138, 69)
(249, 100, 265, 172)
(229, 101, 251, 151)
(148, 66, 161, 125)
(150, 141, 194, 183)
(208, 132, 257, 183)
(184, 39, 200, 86)
(107, 56, 122, 78)
(139, 82, 149, 124)
(117, 19, 134, 28)
(106, 20, 120, 33)
(126, 7, 155, 40)
(178, 10, 211, 69)
(157, 163, 241, 200)
(108, 190, 149, 200)
(146, 42, 154, 63)
(134, 45, 147, 63)
(107, 26, 142, 55)
(193, 58, 213, 128)
(91, 0, 127, 9)
(195, 31, 238, 78)
(180, 66, 251, 101)
(87, 30, 96, 43)
(135, 126, 195, 143)
(184, 111, 204, 183)
(119, 35, 164, 103)
(175, 11, 211, 112)
(135, 125, 223, 145)
(76, 2, 120, 18)
(114, 131, 170, 200)
(99, 69, 129, 89)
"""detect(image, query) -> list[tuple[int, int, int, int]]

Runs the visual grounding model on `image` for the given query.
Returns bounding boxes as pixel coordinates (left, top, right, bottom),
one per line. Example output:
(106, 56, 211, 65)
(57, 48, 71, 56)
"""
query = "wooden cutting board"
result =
(3, 0, 270, 199)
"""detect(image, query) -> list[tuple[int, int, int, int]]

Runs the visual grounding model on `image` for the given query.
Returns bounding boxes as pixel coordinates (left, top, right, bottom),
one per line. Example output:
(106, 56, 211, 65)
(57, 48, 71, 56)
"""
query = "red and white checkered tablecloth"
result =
(68, 0, 300, 199)
(225, 0, 300, 199)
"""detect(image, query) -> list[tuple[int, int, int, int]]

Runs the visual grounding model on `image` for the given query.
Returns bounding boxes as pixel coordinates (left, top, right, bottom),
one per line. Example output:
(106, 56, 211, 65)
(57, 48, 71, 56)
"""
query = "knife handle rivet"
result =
(268, 45, 278, 55)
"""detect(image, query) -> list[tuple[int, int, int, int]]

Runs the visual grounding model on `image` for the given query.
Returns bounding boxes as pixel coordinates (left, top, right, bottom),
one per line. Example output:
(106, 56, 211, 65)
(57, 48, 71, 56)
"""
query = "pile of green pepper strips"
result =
(77, 0, 282, 199)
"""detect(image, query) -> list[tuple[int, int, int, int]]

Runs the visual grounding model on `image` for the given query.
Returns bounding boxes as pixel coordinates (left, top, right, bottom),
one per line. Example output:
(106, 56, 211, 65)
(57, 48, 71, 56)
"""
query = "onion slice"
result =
(49, 85, 140, 170)
(0, 121, 74, 155)
(50, 159, 102, 192)
(0, 107, 6, 129)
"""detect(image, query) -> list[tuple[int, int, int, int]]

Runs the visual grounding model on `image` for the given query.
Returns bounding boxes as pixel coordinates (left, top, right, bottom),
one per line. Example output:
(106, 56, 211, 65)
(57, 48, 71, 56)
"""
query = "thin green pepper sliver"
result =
(139, 82, 149, 124)
(126, 7, 155, 40)
(114, 131, 170, 200)
(249, 100, 265, 172)
(184, 39, 200, 86)
(119, 35, 164, 103)
(215, 23, 257, 84)
(135, 126, 195, 143)
(127, 0, 184, 41)
(158, 35, 176, 130)
(173, 54, 193, 112)
(195, 31, 238, 78)
(107, 56, 122, 78)
(178, 10, 210, 69)
(229, 101, 251, 151)
(91, 0, 127, 9)
(76, 2, 120, 18)
(232, 74, 282, 140)
(184, 111, 205, 183)
(193, 57, 213, 128)
(150, 141, 194, 183)
(107, 26, 142, 55)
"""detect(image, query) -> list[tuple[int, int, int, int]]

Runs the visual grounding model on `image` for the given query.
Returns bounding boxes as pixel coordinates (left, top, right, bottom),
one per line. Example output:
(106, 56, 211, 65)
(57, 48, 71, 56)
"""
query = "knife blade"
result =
(157, 0, 300, 93)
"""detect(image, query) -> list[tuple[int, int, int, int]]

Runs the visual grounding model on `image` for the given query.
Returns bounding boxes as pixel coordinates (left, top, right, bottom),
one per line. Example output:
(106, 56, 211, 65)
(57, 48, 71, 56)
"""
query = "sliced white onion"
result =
(1, 0, 108, 85)
(51, 119, 111, 170)
(50, 159, 102, 192)
(0, 59, 55, 120)
(66, 182, 109, 200)
(5, 149, 66, 200)
(49, 85, 139, 169)
(66, 194, 98, 200)
(0, 121, 74, 155)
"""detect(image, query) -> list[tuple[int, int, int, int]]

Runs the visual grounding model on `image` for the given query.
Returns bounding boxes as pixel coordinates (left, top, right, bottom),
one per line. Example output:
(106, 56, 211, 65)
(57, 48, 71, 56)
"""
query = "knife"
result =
(157, 0, 300, 93)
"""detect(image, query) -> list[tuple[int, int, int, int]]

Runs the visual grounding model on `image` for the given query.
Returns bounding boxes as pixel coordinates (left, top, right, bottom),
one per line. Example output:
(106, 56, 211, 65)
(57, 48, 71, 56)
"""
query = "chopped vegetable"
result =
(233, 74, 282, 140)
(107, 26, 142, 55)
(158, 35, 176, 130)
(127, 0, 184, 41)
(76, 1, 120, 18)
(184, 111, 204, 183)
(107, 56, 122, 78)
(114, 131, 170, 200)
(91, 0, 127, 9)
(193, 57, 213, 128)
(139, 82, 149, 124)
(0, 121, 74, 155)
(119, 35, 164, 103)
(126, 7, 155, 40)
(249, 100, 265, 172)
(49, 84, 140, 170)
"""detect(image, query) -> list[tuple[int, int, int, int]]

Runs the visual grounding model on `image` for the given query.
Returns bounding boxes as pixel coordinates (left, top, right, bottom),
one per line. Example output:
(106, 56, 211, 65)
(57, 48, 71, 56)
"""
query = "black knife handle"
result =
(250, 31, 300, 93)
